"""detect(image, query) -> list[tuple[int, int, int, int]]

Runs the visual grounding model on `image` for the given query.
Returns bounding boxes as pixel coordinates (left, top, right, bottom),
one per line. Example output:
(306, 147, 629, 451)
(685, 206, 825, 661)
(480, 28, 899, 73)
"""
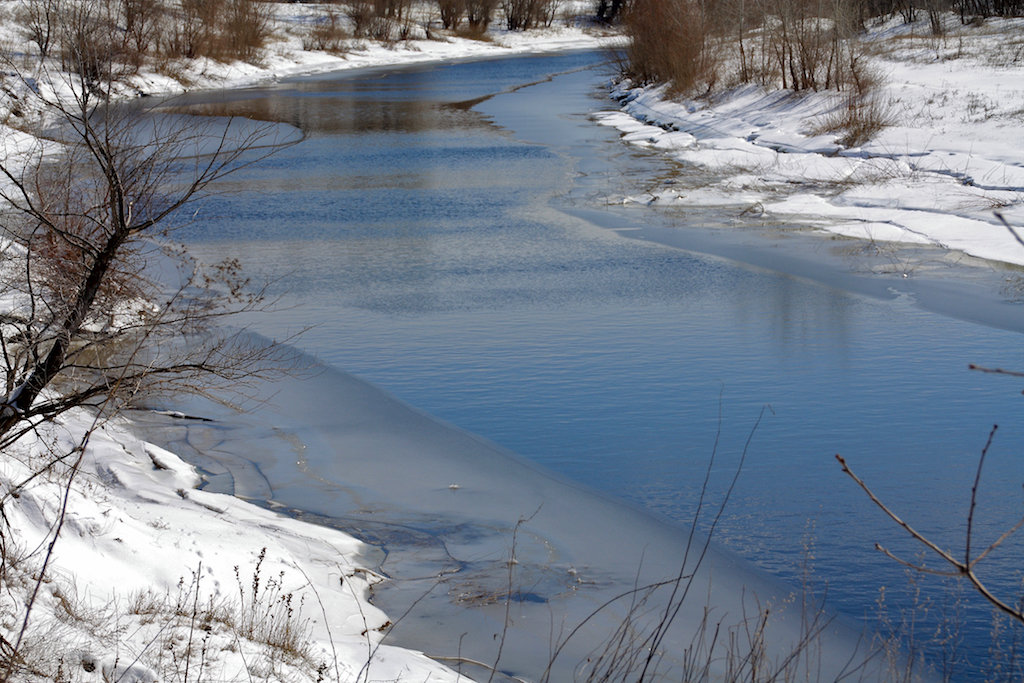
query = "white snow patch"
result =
(600, 16, 1024, 266)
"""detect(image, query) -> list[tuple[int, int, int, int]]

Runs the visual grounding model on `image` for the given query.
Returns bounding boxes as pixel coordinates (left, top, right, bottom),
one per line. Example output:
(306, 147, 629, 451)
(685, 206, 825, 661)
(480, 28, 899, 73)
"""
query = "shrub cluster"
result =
(347, 0, 419, 42)
(624, 0, 878, 96)
(624, 0, 1024, 97)
(434, 0, 499, 30)
(434, 0, 555, 32)
(867, 0, 1024, 28)
(501, 0, 559, 29)
(18, 0, 275, 80)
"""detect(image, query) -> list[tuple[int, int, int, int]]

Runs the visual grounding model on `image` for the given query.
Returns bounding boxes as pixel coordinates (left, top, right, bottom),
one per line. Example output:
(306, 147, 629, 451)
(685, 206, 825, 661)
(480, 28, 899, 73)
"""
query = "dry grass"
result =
(303, 5, 350, 53)
(812, 90, 894, 146)
(454, 22, 495, 39)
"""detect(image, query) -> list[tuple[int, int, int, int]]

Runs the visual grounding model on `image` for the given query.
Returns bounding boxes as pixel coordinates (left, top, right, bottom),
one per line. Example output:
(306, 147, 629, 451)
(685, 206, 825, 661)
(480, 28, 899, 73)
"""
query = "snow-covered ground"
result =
(109, 3, 623, 96)
(592, 15, 1024, 267)
(1, 408, 460, 682)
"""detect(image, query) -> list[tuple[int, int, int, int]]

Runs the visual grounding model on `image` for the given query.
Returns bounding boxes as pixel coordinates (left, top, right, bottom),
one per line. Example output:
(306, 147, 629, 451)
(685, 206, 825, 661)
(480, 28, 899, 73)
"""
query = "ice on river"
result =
(139, 342, 887, 682)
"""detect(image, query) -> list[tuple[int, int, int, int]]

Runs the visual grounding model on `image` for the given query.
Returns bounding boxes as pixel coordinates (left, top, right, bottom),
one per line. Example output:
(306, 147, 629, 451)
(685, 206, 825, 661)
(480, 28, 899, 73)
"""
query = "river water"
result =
(151, 50, 1024, 679)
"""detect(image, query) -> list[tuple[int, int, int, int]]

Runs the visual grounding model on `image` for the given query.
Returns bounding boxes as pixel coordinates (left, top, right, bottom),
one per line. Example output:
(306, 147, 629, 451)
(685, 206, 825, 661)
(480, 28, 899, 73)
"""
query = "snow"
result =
(594, 16, 1024, 267)
(114, 4, 623, 96)
(1, 407, 460, 682)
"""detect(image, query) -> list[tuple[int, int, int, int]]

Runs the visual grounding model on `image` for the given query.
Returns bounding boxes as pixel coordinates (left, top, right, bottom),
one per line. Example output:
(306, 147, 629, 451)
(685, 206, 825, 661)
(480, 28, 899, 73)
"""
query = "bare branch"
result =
(967, 363, 1024, 379)
(838, 451, 1024, 626)
(965, 424, 998, 568)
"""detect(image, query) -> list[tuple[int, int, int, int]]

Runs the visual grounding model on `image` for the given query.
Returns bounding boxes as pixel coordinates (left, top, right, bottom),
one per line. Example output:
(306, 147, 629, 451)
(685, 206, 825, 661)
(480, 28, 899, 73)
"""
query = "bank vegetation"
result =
(616, 0, 1024, 145)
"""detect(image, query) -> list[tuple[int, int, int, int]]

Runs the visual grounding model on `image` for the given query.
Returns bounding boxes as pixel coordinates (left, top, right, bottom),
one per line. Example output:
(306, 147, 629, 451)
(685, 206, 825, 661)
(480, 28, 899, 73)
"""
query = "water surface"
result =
(160, 51, 1024, 678)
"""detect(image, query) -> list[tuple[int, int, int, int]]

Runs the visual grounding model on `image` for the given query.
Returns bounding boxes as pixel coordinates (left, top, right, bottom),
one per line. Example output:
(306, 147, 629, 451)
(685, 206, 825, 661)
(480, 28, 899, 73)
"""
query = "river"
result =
(146, 50, 1024, 680)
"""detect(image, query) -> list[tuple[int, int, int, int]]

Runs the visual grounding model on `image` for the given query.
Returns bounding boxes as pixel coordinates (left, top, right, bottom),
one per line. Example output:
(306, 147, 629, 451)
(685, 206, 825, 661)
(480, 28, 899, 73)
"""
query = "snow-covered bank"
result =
(113, 4, 623, 98)
(1, 407, 460, 681)
(593, 16, 1024, 268)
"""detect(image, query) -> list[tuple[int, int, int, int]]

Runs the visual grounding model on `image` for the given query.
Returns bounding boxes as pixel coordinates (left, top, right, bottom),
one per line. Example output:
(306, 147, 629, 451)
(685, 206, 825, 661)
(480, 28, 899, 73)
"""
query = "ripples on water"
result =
(165, 51, 1024, 676)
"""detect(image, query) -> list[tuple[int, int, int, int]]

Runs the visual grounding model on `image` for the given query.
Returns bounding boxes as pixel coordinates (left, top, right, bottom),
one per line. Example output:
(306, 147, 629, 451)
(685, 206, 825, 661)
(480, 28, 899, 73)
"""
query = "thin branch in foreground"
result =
(837, 443, 1024, 625)
(967, 364, 1024, 381)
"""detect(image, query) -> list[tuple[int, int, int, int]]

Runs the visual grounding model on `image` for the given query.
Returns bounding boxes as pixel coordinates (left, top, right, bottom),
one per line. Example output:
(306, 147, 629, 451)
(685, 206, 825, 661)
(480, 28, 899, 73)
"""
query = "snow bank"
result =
(0, 407, 460, 681)
(594, 16, 1024, 267)
(118, 5, 623, 98)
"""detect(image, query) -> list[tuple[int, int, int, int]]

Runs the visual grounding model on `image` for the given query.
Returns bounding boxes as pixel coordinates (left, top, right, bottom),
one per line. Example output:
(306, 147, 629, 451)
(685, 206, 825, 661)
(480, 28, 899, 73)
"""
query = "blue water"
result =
(168, 51, 1024, 677)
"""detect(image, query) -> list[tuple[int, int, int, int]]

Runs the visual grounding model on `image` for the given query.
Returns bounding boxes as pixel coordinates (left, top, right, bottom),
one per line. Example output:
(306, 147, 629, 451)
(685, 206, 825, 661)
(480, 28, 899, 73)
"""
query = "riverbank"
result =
(593, 14, 1024, 269)
(1, 406, 462, 681)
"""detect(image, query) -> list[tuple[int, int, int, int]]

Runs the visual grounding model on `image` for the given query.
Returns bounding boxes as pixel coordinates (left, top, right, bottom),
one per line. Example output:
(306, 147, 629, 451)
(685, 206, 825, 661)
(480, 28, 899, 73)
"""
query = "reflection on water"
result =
(173, 89, 486, 135)
(161, 51, 1024, 676)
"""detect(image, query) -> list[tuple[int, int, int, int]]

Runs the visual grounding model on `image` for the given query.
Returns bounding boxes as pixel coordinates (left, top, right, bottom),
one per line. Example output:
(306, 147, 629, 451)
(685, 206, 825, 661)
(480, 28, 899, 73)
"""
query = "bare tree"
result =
(465, 0, 498, 31)
(0, 27, 294, 449)
(0, 10, 297, 673)
(18, 0, 60, 60)
(438, 0, 467, 29)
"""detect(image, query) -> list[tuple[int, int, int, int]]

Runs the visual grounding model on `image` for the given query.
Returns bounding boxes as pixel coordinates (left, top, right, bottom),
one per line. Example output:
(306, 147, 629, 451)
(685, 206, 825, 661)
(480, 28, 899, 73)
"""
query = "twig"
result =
(995, 210, 1024, 250)
(489, 506, 541, 683)
(967, 363, 1024, 380)
(965, 425, 998, 567)
(837, 451, 1024, 624)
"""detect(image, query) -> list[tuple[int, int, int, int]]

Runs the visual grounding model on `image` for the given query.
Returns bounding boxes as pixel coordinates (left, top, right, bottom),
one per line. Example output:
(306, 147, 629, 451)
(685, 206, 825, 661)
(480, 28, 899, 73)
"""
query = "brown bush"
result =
(624, 0, 717, 94)
(813, 90, 893, 146)
(466, 0, 499, 29)
(625, 0, 881, 97)
(502, 0, 559, 29)
(223, 0, 275, 61)
(304, 4, 349, 52)
(439, 0, 467, 27)
(120, 0, 165, 67)
(57, 0, 134, 86)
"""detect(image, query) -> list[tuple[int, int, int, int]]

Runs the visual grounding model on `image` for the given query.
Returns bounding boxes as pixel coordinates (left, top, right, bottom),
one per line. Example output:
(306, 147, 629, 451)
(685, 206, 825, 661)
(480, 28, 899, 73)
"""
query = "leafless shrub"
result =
(304, 4, 350, 53)
(232, 547, 312, 658)
(624, 0, 885, 105)
(596, 0, 631, 22)
(345, 0, 407, 42)
(958, 0, 1024, 21)
(18, 0, 60, 59)
(813, 89, 894, 146)
(158, 0, 274, 63)
(0, 18, 299, 673)
(838, 431, 1024, 627)
(120, 0, 166, 68)
(624, 0, 719, 94)
(502, 0, 558, 29)
(222, 0, 276, 62)
(345, 0, 377, 37)
(438, 0, 467, 28)
(374, 0, 412, 20)
(55, 0, 134, 87)
(838, 412, 1024, 677)
(131, 554, 315, 680)
(164, 0, 220, 59)
(466, 0, 499, 30)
